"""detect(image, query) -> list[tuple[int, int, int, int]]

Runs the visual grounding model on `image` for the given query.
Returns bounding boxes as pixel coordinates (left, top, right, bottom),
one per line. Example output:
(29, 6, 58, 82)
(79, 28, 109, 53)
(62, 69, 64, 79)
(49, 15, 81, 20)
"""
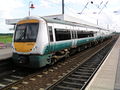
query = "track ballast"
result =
(0, 36, 118, 90)
(46, 38, 116, 90)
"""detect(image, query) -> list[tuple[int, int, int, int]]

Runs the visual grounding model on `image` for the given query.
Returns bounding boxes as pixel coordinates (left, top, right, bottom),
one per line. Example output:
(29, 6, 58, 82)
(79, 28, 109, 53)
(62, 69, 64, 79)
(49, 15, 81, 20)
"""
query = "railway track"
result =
(0, 58, 13, 77)
(0, 59, 45, 90)
(46, 38, 116, 90)
(0, 36, 118, 90)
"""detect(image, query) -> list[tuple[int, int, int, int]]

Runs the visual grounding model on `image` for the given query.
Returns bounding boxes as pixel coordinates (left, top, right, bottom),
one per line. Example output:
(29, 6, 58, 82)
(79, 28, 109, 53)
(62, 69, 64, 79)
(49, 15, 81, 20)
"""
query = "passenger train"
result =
(12, 16, 112, 68)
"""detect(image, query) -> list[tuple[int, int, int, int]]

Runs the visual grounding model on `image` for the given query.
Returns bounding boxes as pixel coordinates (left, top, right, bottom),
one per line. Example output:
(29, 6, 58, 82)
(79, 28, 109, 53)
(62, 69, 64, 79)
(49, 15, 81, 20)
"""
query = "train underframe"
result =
(12, 36, 112, 68)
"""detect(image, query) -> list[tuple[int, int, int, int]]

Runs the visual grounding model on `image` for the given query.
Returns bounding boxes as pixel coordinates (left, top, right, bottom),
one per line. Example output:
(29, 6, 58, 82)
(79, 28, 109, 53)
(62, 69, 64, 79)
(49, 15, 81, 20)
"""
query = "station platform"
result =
(0, 47, 12, 60)
(85, 36, 120, 90)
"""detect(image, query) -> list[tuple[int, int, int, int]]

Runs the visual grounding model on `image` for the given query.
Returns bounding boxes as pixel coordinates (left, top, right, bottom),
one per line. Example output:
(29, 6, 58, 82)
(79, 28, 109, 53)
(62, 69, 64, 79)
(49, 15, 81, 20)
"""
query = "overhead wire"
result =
(39, 0, 108, 23)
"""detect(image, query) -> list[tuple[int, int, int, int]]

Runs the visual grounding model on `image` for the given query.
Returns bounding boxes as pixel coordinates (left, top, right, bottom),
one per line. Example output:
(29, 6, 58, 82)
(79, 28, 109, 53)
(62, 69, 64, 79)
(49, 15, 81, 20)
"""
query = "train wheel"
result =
(77, 47, 81, 52)
(50, 58, 57, 65)
(65, 53, 70, 58)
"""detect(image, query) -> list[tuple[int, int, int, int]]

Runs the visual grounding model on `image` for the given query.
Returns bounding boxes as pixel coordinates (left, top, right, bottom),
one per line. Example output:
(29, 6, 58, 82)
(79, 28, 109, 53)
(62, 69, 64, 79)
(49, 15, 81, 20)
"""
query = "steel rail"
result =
(46, 37, 117, 90)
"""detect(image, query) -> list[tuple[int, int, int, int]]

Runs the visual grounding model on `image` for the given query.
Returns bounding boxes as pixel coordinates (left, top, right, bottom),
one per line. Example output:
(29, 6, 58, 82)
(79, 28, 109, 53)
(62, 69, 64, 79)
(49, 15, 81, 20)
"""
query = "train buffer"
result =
(85, 36, 120, 90)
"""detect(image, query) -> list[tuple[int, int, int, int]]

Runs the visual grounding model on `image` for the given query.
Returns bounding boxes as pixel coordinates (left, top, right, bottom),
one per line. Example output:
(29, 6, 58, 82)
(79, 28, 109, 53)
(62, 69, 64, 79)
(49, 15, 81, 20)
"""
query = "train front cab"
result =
(12, 18, 52, 68)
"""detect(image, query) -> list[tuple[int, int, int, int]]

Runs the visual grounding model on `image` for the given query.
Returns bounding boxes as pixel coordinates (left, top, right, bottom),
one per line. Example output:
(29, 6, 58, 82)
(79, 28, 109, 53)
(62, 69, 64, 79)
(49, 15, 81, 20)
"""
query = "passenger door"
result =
(71, 27, 77, 47)
(48, 26, 55, 53)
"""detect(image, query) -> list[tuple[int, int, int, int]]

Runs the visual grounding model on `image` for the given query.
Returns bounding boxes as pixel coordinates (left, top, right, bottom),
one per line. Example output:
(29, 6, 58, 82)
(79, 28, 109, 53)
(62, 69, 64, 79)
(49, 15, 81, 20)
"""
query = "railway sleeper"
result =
(78, 66, 96, 70)
(82, 63, 98, 68)
(67, 77, 87, 82)
(74, 71, 92, 76)
(77, 69, 93, 73)
(81, 64, 91, 67)
(0, 83, 6, 88)
(70, 74, 90, 79)
(56, 82, 83, 90)
(47, 38, 116, 90)
(0, 79, 14, 85)
(79, 67, 95, 71)
(83, 61, 99, 64)
(63, 78, 86, 84)
(69, 75, 89, 80)
(63, 81, 83, 87)
(80, 65, 98, 70)
(4, 76, 19, 80)
(59, 81, 83, 88)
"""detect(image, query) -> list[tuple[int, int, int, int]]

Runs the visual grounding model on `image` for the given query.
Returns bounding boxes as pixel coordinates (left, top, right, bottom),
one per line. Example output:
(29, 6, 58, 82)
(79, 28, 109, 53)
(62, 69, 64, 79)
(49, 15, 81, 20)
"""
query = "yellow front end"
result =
(13, 19, 39, 53)
(12, 17, 51, 68)
(14, 42, 35, 52)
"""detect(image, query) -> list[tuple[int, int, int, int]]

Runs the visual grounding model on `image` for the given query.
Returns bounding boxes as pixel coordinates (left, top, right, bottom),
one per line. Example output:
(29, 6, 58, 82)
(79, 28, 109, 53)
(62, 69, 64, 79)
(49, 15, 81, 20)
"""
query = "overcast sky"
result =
(0, 0, 120, 33)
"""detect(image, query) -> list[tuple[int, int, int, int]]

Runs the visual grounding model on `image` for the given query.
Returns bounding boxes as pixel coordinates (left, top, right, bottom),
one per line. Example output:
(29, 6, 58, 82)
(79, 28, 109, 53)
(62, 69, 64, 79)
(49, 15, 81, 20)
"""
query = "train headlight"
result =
(32, 46, 37, 51)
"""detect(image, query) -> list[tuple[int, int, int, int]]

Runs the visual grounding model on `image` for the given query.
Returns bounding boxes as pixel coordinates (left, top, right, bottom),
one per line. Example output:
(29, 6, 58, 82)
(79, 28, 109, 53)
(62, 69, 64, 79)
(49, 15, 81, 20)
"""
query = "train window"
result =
(48, 26, 53, 42)
(14, 23, 39, 42)
(26, 23, 39, 40)
(77, 31, 94, 38)
(55, 28, 71, 41)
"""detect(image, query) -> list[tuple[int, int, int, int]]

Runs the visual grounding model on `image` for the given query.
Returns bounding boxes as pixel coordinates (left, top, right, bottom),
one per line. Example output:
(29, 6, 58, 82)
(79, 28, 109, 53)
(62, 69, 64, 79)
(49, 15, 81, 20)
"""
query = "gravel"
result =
(8, 39, 112, 90)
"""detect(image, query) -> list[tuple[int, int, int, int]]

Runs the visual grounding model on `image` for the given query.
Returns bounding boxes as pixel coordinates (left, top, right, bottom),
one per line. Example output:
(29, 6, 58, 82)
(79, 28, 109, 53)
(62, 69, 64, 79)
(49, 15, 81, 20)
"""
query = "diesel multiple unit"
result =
(12, 16, 112, 68)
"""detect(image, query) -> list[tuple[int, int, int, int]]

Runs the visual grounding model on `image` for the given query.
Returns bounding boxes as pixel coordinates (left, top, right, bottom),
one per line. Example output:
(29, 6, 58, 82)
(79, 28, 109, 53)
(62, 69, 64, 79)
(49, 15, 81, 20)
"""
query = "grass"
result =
(0, 35, 12, 44)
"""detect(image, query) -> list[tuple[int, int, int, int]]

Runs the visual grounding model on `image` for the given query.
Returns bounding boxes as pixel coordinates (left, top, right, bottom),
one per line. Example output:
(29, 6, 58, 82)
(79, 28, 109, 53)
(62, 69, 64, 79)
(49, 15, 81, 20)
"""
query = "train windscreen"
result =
(14, 23, 39, 42)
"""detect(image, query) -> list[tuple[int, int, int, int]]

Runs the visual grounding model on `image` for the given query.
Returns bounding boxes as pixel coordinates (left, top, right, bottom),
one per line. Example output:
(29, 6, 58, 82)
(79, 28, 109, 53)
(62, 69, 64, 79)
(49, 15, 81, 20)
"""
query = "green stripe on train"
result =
(77, 38, 94, 46)
(44, 41, 72, 54)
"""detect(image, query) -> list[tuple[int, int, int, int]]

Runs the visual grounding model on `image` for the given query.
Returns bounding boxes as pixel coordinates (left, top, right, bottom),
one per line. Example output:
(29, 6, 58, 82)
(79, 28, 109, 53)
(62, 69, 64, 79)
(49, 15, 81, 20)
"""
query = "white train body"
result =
(10, 16, 112, 68)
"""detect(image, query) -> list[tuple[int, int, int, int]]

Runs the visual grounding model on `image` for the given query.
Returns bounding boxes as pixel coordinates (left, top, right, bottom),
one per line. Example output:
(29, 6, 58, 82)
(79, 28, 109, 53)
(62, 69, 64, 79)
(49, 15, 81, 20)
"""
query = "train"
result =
(11, 15, 112, 68)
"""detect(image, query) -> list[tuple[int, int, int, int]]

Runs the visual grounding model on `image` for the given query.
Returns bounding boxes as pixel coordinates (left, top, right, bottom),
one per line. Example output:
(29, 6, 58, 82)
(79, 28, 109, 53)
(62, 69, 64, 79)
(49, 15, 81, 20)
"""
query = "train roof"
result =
(43, 17, 80, 26)
(43, 14, 97, 28)
(43, 17, 99, 29)
(44, 15, 110, 31)
(6, 14, 110, 31)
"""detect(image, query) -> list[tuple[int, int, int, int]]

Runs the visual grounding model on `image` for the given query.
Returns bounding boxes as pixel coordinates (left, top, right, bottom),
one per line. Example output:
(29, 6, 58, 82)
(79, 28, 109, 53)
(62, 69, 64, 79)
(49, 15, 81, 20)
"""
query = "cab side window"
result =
(48, 26, 53, 42)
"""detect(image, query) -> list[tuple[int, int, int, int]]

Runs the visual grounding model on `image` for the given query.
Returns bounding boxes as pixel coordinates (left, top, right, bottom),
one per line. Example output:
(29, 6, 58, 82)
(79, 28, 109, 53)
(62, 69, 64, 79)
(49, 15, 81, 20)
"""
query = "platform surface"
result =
(85, 36, 120, 90)
(0, 47, 12, 60)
